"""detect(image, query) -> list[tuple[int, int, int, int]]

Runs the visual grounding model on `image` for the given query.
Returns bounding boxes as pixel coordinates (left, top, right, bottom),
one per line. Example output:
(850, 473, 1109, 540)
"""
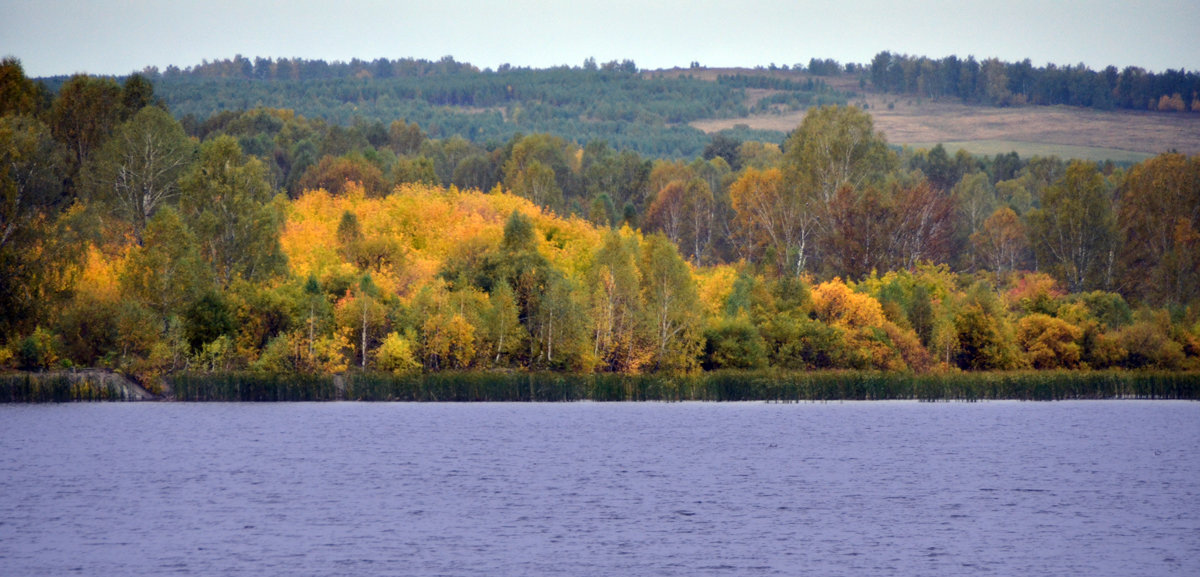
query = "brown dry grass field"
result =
(666, 68, 1200, 162)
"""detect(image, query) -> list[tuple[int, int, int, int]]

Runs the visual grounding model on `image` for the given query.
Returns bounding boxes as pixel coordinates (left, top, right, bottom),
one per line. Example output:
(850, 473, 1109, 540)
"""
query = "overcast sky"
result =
(3, 0, 1198, 77)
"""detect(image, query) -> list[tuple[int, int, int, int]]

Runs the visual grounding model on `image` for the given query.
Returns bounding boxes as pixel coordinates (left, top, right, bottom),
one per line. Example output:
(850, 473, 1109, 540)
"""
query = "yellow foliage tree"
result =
(1017, 313, 1083, 369)
(375, 331, 420, 374)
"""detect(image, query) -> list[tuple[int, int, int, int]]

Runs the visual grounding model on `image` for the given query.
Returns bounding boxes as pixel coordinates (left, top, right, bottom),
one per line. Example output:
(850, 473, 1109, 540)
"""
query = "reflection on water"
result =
(1, 401, 1197, 576)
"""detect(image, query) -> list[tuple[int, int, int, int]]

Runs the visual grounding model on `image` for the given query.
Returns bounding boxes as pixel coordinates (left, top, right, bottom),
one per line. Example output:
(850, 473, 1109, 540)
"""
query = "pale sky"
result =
(2, 0, 1198, 77)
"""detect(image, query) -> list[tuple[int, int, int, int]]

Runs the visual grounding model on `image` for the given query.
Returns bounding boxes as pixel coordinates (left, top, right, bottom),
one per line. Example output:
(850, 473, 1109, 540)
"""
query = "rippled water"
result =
(1, 401, 1197, 576)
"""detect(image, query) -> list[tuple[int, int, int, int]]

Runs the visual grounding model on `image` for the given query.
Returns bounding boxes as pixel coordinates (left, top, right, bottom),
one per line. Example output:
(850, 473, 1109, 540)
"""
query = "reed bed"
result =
(0, 373, 126, 402)
(158, 370, 1200, 402)
(169, 373, 338, 402)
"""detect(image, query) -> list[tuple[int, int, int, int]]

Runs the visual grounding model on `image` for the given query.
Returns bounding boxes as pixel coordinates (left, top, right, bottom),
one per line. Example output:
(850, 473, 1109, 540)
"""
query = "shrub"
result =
(702, 318, 767, 370)
(1017, 313, 1083, 369)
(1114, 320, 1185, 369)
(375, 331, 420, 374)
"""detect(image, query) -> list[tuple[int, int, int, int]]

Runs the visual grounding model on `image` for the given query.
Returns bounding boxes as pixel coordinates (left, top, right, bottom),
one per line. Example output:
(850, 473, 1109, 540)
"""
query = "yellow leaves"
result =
(375, 331, 420, 374)
(282, 183, 600, 302)
(1017, 313, 1083, 369)
(77, 243, 124, 302)
(421, 313, 475, 370)
(313, 327, 352, 373)
(695, 264, 738, 318)
(811, 278, 886, 329)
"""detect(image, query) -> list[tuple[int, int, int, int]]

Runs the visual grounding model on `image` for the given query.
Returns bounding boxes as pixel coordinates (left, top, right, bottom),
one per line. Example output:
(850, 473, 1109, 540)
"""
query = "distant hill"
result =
(39, 55, 1200, 160)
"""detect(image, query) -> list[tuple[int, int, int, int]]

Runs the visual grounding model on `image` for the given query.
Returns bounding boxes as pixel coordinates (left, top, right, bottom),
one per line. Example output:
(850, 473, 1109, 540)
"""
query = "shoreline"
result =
(5, 370, 1197, 403)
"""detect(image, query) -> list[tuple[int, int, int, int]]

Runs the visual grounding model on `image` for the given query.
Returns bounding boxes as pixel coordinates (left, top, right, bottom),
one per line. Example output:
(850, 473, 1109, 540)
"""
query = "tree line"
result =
(868, 51, 1200, 111)
(2, 57, 1198, 387)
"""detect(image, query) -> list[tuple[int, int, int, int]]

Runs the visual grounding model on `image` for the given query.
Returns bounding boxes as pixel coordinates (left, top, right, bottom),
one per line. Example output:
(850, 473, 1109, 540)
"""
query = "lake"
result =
(1, 401, 1197, 576)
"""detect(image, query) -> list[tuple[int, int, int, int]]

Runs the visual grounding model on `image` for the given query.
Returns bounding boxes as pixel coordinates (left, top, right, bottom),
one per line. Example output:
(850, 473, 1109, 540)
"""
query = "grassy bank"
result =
(160, 370, 1200, 403)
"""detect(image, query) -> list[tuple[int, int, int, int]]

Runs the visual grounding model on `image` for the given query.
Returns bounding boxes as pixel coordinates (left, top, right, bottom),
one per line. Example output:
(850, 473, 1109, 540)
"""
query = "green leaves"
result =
(83, 106, 194, 240)
(180, 136, 286, 288)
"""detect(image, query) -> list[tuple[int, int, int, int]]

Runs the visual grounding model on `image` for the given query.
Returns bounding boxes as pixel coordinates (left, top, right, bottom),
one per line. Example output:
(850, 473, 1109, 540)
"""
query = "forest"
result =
(866, 52, 1200, 111)
(2, 55, 1199, 392)
(69, 55, 838, 159)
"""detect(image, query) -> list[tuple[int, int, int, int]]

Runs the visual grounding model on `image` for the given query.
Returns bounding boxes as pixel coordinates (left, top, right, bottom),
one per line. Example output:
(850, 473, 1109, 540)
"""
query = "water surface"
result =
(1, 401, 1197, 576)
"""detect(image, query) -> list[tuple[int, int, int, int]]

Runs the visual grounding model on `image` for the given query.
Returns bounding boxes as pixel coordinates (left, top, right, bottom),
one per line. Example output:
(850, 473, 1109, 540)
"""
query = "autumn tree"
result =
(1028, 161, 1117, 293)
(1017, 313, 1083, 369)
(375, 331, 420, 374)
(889, 179, 955, 270)
(0, 58, 39, 118)
(296, 153, 387, 197)
(646, 178, 716, 261)
(971, 206, 1028, 282)
(809, 278, 929, 371)
(1117, 153, 1200, 306)
(729, 167, 817, 275)
(953, 282, 1020, 370)
(827, 185, 893, 280)
(410, 279, 479, 370)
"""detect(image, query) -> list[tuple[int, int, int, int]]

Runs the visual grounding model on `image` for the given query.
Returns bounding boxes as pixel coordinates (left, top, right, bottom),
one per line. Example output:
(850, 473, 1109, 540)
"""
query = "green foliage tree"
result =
(0, 115, 76, 337)
(83, 106, 195, 241)
(479, 280, 525, 365)
(120, 73, 158, 116)
(781, 105, 894, 272)
(0, 115, 66, 253)
(183, 291, 234, 352)
(180, 135, 287, 287)
(50, 75, 123, 170)
(783, 105, 893, 210)
(503, 133, 576, 210)
(532, 273, 590, 370)
(702, 317, 766, 370)
(119, 207, 210, 333)
(640, 233, 703, 372)
(588, 229, 647, 372)
(334, 273, 389, 369)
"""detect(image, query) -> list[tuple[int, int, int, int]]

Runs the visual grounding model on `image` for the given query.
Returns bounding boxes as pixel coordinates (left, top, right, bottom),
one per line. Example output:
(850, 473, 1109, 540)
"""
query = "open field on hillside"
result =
(678, 68, 1200, 160)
